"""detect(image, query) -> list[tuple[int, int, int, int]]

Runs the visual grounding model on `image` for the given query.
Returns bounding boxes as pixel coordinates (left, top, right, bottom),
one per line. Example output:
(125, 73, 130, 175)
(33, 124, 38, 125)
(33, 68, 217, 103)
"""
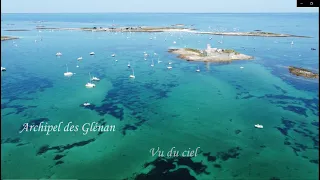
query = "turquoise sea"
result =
(1, 13, 319, 180)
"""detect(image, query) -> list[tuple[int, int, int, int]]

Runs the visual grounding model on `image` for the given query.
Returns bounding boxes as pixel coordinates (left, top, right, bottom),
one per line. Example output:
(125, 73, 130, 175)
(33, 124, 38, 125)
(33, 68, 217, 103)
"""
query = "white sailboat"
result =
(85, 73, 96, 88)
(83, 102, 91, 106)
(77, 57, 83, 61)
(167, 61, 172, 69)
(56, 52, 62, 56)
(196, 65, 200, 72)
(157, 58, 162, 63)
(254, 124, 263, 129)
(129, 68, 135, 79)
(64, 64, 73, 77)
(90, 52, 95, 55)
(151, 59, 154, 67)
(128, 62, 131, 68)
(91, 74, 100, 81)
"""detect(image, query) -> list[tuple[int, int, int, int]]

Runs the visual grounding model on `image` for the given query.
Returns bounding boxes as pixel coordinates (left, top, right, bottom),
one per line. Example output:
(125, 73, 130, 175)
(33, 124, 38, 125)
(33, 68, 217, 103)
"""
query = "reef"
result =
(288, 66, 319, 79)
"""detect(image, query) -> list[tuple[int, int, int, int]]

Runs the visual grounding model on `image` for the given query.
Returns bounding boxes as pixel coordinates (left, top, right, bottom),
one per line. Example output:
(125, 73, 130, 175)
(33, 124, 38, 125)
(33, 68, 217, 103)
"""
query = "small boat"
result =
(291, 41, 294, 45)
(64, 72, 73, 76)
(167, 66, 172, 70)
(168, 62, 172, 65)
(240, 67, 244, 69)
(151, 59, 154, 67)
(196, 66, 200, 72)
(111, 54, 116, 57)
(91, 76, 100, 81)
(1, 67, 6, 71)
(63, 64, 73, 77)
(254, 124, 263, 129)
(157, 58, 162, 63)
(311, 48, 316, 50)
(173, 41, 176, 44)
(90, 52, 95, 55)
(115, 59, 118, 62)
(85, 83, 95, 88)
(77, 57, 83, 60)
(56, 52, 62, 56)
(85, 73, 96, 88)
(83, 102, 91, 106)
(129, 68, 135, 79)
(127, 62, 131, 68)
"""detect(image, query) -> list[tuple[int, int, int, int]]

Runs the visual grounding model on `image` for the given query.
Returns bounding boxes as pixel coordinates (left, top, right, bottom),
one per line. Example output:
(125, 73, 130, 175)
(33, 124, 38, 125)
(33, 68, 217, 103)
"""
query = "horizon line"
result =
(1, 12, 319, 14)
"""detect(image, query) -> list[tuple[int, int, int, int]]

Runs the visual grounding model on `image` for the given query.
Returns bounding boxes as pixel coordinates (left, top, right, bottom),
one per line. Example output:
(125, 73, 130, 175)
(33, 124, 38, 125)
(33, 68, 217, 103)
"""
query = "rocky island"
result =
(34, 26, 311, 38)
(168, 44, 253, 62)
(1, 36, 19, 41)
(197, 31, 311, 38)
(4, 29, 30, 31)
(288, 66, 319, 79)
(36, 26, 196, 33)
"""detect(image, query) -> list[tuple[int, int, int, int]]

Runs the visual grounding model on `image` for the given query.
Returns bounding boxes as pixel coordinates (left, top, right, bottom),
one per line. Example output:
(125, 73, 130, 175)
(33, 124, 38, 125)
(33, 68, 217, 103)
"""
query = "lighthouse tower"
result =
(207, 44, 211, 50)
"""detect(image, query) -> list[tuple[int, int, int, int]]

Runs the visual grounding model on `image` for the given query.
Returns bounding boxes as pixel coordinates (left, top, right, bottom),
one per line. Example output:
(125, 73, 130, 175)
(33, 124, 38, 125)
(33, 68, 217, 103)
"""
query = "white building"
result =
(205, 43, 221, 55)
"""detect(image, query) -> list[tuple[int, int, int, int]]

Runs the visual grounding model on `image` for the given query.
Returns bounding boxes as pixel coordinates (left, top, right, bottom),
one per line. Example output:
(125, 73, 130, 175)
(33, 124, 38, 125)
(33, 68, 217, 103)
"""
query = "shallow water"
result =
(1, 13, 319, 180)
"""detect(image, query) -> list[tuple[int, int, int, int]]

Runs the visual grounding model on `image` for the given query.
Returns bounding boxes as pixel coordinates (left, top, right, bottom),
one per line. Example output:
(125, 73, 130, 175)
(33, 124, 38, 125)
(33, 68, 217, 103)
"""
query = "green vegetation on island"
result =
(222, 49, 240, 55)
(184, 48, 202, 54)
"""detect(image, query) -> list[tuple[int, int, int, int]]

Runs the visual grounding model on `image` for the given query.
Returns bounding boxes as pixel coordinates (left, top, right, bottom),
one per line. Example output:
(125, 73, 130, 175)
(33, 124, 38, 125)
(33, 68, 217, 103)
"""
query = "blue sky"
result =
(1, 0, 318, 13)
